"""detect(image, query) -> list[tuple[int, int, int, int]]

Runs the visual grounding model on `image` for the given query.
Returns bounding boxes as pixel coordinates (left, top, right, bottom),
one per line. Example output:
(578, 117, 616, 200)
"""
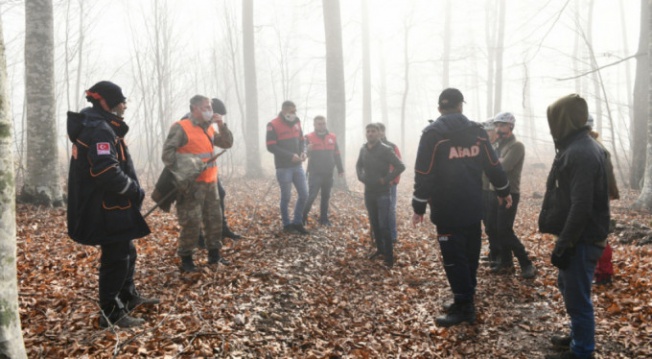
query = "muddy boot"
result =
(180, 255, 197, 273)
(99, 300, 144, 328)
(123, 292, 160, 312)
(208, 249, 220, 264)
(435, 302, 476, 327)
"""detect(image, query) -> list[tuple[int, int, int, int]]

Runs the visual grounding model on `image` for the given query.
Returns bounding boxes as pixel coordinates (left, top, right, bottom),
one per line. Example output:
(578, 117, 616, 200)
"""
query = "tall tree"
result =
(243, 0, 263, 177)
(493, 0, 506, 113)
(21, 0, 63, 206)
(442, 0, 452, 88)
(631, 0, 649, 189)
(635, 0, 652, 209)
(322, 0, 347, 173)
(0, 13, 28, 359)
(361, 0, 372, 126)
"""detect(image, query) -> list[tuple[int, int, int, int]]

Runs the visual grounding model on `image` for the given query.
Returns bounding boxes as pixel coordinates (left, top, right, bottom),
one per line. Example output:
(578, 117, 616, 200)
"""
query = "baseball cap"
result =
(493, 112, 516, 126)
(483, 120, 495, 131)
(438, 88, 465, 109)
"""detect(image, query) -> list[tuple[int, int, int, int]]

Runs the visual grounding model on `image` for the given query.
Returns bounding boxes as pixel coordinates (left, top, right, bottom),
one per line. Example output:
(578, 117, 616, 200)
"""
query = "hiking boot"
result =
(223, 227, 242, 240)
(544, 351, 580, 359)
(319, 218, 331, 227)
(521, 263, 537, 279)
(125, 295, 160, 312)
(442, 301, 458, 313)
(435, 302, 476, 327)
(99, 309, 144, 329)
(180, 255, 198, 272)
(593, 275, 612, 286)
(550, 335, 572, 349)
(208, 249, 220, 264)
(219, 257, 231, 266)
(491, 262, 515, 274)
(283, 225, 298, 234)
(368, 250, 383, 260)
(197, 234, 206, 249)
(293, 224, 309, 235)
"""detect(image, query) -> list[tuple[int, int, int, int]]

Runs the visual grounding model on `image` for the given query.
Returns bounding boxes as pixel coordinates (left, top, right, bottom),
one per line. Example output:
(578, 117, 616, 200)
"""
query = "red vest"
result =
(176, 119, 218, 183)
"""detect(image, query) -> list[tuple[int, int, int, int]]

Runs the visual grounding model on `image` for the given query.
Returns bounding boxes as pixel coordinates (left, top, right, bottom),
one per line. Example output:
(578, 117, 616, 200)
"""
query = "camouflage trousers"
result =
(176, 181, 223, 257)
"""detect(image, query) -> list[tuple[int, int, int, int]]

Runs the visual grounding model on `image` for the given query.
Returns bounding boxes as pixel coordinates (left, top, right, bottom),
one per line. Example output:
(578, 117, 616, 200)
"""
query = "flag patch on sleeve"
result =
(96, 142, 111, 155)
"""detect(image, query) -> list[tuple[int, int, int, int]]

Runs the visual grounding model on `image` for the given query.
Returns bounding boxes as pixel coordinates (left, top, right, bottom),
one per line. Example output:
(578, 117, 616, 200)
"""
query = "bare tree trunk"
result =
(485, 0, 496, 117)
(442, 0, 451, 88)
(493, 0, 506, 113)
(361, 0, 372, 126)
(378, 39, 389, 126)
(0, 14, 28, 359)
(323, 0, 347, 184)
(635, 0, 652, 209)
(588, 0, 603, 134)
(573, 0, 582, 93)
(400, 22, 411, 154)
(631, 0, 649, 189)
(243, 0, 263, 178)
(21, 0, 63, 206)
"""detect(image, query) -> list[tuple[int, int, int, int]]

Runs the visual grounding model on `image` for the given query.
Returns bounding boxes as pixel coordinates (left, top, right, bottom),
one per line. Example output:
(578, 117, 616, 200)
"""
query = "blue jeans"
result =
(364, 192, 393, 264)
(276, 165, 308, 227)
(558, 243, 604, 359)
(389, 184, 398, 242)
(436, 224, 482, 304)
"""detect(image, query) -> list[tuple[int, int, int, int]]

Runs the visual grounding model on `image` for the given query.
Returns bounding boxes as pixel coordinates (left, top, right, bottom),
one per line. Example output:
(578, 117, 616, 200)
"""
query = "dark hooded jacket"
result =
(538, 94, 610, 248)
(412, 113, 510, 227)
(66, 107, 150, 245)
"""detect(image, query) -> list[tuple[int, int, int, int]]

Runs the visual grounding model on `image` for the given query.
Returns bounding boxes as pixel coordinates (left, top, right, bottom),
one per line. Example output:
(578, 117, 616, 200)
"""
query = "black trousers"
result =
(303, 172, 334, 223)
(364, 191, 393, 264)
(99, 240, 137, 310)
(217, 179, 229, 229)
(436, 223, 482, 304)
(496, 193, 530, 267)
(483, 190, 500, 261)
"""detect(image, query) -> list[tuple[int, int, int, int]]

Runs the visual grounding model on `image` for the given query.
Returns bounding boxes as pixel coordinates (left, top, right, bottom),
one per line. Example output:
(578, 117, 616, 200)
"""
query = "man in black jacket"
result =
(356, 123, 405, 268)
(67, 81, 158, 328)
(412, 88, 511, 327)
(540, 94, 610, 359)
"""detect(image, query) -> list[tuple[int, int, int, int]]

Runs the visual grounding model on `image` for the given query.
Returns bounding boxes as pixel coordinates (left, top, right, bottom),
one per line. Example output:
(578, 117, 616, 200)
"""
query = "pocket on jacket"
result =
(538, 188, 568, 235)
(102, 194, 136, 234)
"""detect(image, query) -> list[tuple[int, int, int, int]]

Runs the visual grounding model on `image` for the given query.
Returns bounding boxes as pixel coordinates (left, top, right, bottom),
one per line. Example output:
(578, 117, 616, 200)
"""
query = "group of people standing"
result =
(66, 81, 612, 359)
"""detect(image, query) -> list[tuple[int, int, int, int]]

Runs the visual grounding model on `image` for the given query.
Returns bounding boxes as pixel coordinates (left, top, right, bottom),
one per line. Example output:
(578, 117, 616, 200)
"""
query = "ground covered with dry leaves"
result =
(16, 172, 652, 358)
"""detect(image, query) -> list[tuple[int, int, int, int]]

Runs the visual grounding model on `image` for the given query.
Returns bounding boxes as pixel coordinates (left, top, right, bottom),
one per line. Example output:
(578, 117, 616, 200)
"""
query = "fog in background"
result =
(1, 0, 640, 186)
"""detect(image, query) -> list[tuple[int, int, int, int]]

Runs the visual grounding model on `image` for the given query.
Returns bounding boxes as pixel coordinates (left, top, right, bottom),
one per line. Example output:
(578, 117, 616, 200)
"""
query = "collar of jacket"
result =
(554, 128, 589, 150)
(277, 112, 300, 125)
(498, 133, 516, 149)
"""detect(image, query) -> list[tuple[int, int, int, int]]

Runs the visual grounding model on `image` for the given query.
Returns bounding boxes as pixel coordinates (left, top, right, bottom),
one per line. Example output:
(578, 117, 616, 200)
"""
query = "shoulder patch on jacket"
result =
(96, 142, 111, 155)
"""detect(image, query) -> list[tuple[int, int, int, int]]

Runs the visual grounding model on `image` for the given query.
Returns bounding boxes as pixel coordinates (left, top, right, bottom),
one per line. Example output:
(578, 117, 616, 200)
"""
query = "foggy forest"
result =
(1, 0, 651, 358)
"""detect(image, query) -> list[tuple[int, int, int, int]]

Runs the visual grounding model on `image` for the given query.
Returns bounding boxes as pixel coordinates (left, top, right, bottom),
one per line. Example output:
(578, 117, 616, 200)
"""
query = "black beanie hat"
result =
(211, 98, 227, 115)
(86, 81, 126, 109)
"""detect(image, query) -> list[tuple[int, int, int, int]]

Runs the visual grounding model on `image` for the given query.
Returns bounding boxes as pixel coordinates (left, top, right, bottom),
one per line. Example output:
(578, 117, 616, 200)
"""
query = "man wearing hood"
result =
(67, 81, 158, 328)
(302, 115, 344, 226)
(411, 88, 512, 327)
(540, 94, 610, 359)
(266, 101, 309, 234)
(162, 95, 234, 272)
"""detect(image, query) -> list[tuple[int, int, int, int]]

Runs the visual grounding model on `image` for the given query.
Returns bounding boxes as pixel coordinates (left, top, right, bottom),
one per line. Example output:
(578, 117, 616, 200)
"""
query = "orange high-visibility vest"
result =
(176, 119, 218, 183)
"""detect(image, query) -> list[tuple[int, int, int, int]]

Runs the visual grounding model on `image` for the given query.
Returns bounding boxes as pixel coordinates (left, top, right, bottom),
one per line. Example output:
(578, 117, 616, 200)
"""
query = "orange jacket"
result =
(177, 119, 218, 183)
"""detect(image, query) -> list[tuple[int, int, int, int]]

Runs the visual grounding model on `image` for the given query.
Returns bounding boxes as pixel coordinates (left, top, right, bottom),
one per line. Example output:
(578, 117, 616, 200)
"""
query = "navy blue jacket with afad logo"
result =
(266, 113, 305, 169)
(412, 113, 510, 228)
(66, 107, 150, 245)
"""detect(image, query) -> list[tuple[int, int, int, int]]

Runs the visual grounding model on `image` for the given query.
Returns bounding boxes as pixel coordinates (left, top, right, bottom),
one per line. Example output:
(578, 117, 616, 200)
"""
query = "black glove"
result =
(550, 242, 575, 270)
(126, 182, 145, 209)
